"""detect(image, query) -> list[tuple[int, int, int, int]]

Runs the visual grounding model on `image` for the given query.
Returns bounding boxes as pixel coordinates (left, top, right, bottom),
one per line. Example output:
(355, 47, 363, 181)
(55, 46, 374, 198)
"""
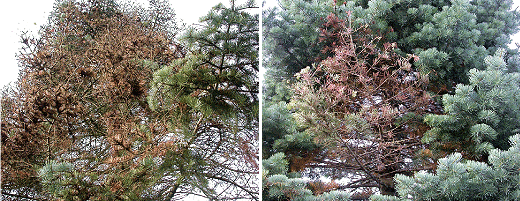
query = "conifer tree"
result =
(264, 13, 433, 197)
(2, 0, 180, 199)
(423, 48, 520, 160)
(263, 0, 335, 80)
(371, 134, 520, 201)
(262, 0, 520, 198)
(261, 0, 336, 167)
(400, 0, 520, 90)
(263, 0, 520, 95)
(263, 153, 351, 201)
(147, 0, 259, 199)
(338, 0, 520, 90)
(263, 102, 297, 158)
(1, 0, 259, 200)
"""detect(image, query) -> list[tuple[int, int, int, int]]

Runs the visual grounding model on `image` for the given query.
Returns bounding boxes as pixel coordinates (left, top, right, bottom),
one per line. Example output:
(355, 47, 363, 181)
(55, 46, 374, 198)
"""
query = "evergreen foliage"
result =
(263, 0, 520, 95)
(366, 0, 520, 90)
(263, 0, 335, 82)
(261, 0, 340, 180)
(262, 102, 298, 158)
(147, 0, 260, 199)
(263, 152, 290, 177)
(263, 101, 320, 160)
(424, 48, 520, 160)
(371, 134, 520, 201)
(263, 153, 351, 201)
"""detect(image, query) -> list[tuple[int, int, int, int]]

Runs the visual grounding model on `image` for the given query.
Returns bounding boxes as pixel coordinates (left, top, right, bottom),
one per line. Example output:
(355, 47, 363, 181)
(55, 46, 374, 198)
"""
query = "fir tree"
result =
(344, 0, 520, 90)
(263, 0, 520, 95)
(263, 0, 335, 84)
(371, 134, 520, 201)
(262, 0, 337, 174)
(263, 153, 351, 201)
(423, 48, 520, 160)
(262, 0, 520, 198)
(263, 102, 297, 158)
(263, 13, 433, 198)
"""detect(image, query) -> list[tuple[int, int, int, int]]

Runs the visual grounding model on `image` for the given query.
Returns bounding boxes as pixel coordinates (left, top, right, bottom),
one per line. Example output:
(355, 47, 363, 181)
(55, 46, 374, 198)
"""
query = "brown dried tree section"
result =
(2, 0, 180, 199)
(289, 13, 435, 196)
(2, 0, 258, 200)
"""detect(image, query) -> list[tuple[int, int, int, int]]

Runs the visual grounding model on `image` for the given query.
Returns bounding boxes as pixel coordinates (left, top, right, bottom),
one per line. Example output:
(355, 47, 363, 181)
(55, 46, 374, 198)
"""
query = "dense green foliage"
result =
(342, 0, 520, 89)
(262, 102, 297, 157)
(371, 134, 520, 201)
(424, 48, 520, 160)
(147, 0, 259, 199)
(261, 0, 329, 161)
(262, 0, 334, 82)
(263, 153, 351, 201)
(263, 0, 520, 95)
